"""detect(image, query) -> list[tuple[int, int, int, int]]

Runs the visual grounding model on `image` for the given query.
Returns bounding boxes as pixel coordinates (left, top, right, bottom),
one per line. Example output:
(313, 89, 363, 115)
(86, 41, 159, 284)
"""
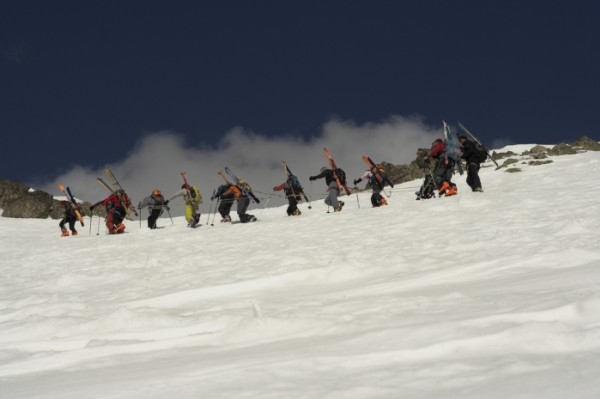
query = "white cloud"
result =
(42, 115, 442, 212)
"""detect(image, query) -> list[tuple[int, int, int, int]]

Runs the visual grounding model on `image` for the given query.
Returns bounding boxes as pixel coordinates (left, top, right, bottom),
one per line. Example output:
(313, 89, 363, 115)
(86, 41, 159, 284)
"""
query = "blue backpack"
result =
(443, 121, 463, 162)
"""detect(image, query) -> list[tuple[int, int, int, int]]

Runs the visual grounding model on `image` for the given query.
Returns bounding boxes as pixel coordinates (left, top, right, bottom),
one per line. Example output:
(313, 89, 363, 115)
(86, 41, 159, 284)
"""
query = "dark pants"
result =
(59, 215, 77, 232)
(433, 158, 454, 189)
(218, 196, 234, 217)
(466, 163, 482, 191)
(106, 206, 126, 230)
(371, 192, 384, 207)
(147, 208, 162, 229)
(237, 196, 256, 223)
(286, 194, 300, 215)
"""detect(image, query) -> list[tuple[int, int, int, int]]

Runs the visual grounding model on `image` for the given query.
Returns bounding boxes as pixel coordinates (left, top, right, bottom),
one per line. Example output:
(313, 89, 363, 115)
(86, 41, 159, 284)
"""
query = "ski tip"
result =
(58, 183, 64, 191)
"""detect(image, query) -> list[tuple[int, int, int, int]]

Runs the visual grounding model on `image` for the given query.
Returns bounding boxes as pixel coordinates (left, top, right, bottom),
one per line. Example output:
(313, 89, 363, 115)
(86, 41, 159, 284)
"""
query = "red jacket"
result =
(428, 141, 446, 159)
(101, 192, 131, 209)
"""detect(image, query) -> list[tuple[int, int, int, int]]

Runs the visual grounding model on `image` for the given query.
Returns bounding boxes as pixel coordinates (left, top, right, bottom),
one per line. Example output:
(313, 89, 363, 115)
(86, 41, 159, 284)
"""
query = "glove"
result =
(353, 179, 361, 185)
(164, 200, 169, 205)
(255, 198, 260, 204)
(273, 186, 277, 191)
(210, 194, 217, 201)
(309, 176, 316, 181)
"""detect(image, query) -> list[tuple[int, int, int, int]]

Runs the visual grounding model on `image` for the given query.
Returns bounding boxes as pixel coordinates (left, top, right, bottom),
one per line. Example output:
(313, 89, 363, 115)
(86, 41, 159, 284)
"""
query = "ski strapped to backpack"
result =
(361, 156, 394, 191)
(323, 147, 351, 195)
(58, 184, 85, 226)
(458, 122, 500, 169)
(180, 171, 202, 205)
(102, 166, 138, 216)
(443, 120, 464, 175)
(224, 167, 260, 203)
(281, 160, 310, 205)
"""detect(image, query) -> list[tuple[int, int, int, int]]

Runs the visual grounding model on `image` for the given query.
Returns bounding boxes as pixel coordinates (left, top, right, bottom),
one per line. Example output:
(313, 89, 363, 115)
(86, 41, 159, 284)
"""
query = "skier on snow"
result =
(58, 200, 78, 237)
(459, 135, 484, 192)
(422, 139, 457, 197)
(138, 189, 169, 229)
(90, 190, 131, 234)
(211, 181, 258, 223)
(309, 166, 344, 212)
(169, 184, 202, 227)
(353, 165, 388, 207)
(273, 174, 303, 216)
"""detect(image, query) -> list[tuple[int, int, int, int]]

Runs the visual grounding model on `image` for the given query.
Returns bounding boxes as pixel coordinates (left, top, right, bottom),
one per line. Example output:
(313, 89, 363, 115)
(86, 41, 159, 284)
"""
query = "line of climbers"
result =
(61, 135, 485, 235)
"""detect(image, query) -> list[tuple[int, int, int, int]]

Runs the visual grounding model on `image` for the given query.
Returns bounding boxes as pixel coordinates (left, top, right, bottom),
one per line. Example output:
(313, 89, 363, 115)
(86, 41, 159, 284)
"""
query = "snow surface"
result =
(1, 150, 600, 399)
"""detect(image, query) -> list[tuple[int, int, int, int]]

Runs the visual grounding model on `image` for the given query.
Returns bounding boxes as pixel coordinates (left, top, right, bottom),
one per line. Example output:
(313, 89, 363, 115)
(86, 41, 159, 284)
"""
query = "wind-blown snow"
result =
(1, 149, 600, 399)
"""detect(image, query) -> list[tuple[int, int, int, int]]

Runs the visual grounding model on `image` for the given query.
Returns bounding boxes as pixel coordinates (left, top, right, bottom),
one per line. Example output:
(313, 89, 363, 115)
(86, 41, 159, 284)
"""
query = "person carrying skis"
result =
(459, 135, 483, 192)
(169, 184, 202, 227)
(353, 166, 388, 207)
(309, 167, 344, 212)
(138, 189, 169, 229)
(211, 182, 257, 223)
(58, 200, 78, 237)
(422, 139, 457, 197)
(90, 190, 130, 234)
(273, 174, 303, 216)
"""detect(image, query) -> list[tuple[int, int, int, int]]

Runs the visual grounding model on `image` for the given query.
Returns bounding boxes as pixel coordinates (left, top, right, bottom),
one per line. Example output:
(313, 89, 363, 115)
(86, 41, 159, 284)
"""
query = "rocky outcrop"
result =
(0, 179, 95, 219)
(0, 180, 56, 218)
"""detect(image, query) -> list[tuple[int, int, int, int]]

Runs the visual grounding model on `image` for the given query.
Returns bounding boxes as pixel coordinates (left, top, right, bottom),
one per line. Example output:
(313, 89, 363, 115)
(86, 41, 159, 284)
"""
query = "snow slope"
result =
(1, 150, 600, 399)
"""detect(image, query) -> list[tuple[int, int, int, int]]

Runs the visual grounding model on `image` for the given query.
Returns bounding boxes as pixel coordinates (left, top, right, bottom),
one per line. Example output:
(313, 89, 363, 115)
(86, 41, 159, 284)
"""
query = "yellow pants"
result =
(185, 204, 199, 223)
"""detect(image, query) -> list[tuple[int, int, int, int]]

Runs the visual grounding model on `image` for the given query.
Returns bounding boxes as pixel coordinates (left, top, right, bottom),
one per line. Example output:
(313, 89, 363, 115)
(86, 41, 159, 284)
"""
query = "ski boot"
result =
(61, 228, 70, 237)
(445, 184, 458, 197)
(221, 215, 231, 223)
(438, 181, 450, 196)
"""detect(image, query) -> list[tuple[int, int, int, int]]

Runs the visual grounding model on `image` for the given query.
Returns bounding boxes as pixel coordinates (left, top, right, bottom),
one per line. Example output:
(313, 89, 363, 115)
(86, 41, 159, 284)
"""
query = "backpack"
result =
(444, 122, 463, 162)
(288, 175, 303, 191)
(335, 168, 346, 185)
(151, 193, 165, 205)
(474, 142, 488, 163)
(189, 185, 202, 204)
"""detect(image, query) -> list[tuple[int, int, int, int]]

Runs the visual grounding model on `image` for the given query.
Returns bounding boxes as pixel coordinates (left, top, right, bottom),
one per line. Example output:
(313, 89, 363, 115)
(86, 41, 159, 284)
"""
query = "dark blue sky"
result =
(1, 1, 599, 183)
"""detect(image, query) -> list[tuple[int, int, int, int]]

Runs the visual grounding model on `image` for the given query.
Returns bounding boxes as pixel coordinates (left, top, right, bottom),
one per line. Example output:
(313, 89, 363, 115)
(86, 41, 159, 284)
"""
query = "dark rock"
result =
(572, 136, 600, 151)
(548, 143, 578, 156)
(2, 189, 54, 218)
(0, 180, 30, 208)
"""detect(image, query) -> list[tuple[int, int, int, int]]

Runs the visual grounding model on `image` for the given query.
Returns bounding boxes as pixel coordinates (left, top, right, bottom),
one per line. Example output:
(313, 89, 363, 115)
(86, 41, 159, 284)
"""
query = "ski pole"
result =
(300, 190, 312, 209)
(139, 208, 142, 228)
(166, 207, 174, 226)
(206, 190, 216, 225)
(210, 199, 220, 226)
(262, 197, 271, 209)
(354, 186, 360, 209)
(96, 215, 101, 235)
(89, 214, 93, 235)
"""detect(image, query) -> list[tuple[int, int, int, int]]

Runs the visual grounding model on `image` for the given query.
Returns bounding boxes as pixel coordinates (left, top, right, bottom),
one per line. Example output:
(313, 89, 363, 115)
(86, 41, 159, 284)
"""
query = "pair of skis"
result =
(57, 184, 85, 226)
(96, 166, 138, 216)
(218, 167, 260, 203)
